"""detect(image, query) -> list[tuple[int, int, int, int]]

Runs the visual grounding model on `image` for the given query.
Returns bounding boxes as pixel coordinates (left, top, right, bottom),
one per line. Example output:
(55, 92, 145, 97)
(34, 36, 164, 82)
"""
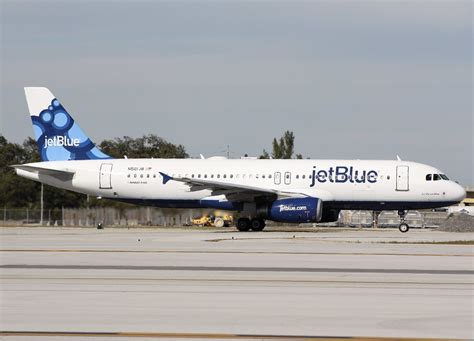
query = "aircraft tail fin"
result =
(24, 87, 112, 161)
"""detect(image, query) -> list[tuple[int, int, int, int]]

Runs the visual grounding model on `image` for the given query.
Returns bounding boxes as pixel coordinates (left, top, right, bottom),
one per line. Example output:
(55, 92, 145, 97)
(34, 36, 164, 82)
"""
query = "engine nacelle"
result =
(258, 197, 323, 223)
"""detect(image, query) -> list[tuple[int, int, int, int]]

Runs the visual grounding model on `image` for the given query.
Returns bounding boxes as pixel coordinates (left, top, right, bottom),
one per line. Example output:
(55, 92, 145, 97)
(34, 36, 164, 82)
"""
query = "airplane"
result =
(14, 87, 466, 233)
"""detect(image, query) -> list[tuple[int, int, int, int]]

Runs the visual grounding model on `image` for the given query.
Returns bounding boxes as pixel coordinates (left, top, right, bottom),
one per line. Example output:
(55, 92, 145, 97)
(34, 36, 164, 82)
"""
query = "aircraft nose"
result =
(451, 183, 466, 202)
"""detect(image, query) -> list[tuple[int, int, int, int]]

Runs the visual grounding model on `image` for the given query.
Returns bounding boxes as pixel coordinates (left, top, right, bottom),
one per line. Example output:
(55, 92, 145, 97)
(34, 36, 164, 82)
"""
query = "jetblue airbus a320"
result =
(14, 87, 466, 232)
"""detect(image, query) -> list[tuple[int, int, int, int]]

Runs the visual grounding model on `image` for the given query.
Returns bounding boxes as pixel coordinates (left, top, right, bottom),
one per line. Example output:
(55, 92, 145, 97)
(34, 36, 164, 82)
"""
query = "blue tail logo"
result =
(26, 88, 112, 161)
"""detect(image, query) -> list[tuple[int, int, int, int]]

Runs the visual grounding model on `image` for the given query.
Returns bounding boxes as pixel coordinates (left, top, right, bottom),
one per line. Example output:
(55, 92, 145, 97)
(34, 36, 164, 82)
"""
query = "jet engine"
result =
(257, 197, 323, 223)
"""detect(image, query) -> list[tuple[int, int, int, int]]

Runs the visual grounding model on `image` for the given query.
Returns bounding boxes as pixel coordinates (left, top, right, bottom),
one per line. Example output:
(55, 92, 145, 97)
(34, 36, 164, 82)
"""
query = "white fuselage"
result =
(16, 158, 466, 212)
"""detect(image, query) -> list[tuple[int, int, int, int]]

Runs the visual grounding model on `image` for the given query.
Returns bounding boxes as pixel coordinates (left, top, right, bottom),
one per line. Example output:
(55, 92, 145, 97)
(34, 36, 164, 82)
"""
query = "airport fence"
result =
(1, 207, 207, 227)
(341, 210, 448, 228)
(2, 206, 449, 228)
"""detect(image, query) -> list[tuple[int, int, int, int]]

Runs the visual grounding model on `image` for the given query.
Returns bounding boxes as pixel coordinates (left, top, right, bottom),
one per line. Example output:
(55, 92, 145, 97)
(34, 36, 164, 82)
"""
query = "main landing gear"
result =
(398, 210, 409, 233)
(236, 218, 266, 232)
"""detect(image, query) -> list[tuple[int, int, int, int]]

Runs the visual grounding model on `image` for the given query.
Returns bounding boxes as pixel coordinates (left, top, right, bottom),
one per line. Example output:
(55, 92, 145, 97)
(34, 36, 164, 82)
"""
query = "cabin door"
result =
(99, 163, 113, 189)
(396, 165, 409, 191)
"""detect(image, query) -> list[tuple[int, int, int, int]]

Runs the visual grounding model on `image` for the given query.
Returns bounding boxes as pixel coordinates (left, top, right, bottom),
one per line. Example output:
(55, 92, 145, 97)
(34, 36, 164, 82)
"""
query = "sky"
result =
(1, 0, 472, 185)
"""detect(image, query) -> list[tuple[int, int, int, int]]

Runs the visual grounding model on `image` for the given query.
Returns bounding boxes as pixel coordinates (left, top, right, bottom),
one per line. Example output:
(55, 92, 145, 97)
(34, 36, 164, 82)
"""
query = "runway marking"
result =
(0, 331, 461, 340)
(1, 264, 472, 275)
(1, 249, 472, 257)
(204, 236, 474, 245)
(2, 275, 472, 286)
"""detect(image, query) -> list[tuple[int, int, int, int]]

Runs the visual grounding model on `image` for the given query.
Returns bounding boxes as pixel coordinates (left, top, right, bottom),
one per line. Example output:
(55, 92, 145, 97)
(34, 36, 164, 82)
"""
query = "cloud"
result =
(1, 1, 472, 185)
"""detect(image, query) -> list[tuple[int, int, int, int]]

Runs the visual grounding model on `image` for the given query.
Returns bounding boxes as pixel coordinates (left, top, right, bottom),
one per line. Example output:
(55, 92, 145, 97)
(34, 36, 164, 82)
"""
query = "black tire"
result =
(236, 218, 251, 232)
(399, 223, 409, 233)
(250, 218, 265, 231)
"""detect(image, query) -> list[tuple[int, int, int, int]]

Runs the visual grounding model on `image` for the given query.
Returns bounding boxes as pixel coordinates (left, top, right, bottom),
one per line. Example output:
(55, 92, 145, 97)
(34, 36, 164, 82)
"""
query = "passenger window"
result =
(217, 174, 220, 178)
(211, 174, 214, 178)
(127, 174, 130, 178)
(230, 174, 234, 178)
(262, 175, 265, 179)
(433, 174, 441, 181)
(296, 175, 300, 179)
(302, 175, 305, 179)
(223, 174, 227, 178)
(204, 174, 207, 178)
(134, 174, 137, 178)
(192, 174, 195, 178)
(426, 174, 432, 181)
(147, 174, 150, 178)
(268, 174, 272, 179)
(153, 174, 156, 178)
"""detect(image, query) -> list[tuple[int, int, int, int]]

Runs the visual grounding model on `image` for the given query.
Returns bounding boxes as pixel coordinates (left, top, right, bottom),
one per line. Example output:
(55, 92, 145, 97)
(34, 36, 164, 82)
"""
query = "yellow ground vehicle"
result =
(191, 214, 233, 227)
(191, 215, 214, 227)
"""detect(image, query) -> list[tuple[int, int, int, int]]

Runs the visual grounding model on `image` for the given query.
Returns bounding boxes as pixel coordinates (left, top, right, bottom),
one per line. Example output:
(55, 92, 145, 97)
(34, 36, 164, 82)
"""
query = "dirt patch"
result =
(437, 213, 474, 232)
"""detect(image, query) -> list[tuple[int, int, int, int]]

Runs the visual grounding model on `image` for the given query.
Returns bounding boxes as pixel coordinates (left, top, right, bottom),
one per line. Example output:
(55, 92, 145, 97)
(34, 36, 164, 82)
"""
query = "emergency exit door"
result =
(274, 172, 281, 185)
(99, 163, 113, 189)
(396, 165, 409, 191)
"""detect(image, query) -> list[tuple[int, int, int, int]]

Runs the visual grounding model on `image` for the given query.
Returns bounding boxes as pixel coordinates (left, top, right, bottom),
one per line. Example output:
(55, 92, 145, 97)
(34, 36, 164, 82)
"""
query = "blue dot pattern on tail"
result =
(31, 98, 111, 161)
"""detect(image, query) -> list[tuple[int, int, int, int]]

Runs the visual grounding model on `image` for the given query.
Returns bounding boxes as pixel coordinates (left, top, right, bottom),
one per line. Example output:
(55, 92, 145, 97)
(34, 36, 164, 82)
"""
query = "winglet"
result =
(159, 172, 173, 185)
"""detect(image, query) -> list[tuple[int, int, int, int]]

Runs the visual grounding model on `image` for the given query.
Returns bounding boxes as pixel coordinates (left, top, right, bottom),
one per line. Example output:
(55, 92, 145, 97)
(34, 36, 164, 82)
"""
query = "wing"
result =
(159, 172, 307, 202)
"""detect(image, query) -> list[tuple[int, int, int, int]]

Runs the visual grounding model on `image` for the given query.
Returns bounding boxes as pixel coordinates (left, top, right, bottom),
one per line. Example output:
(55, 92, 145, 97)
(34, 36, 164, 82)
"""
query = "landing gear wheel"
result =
(250, 218, 265, 232)
(397, 210, 409, 233)
(398, 223, 409, 233)
(236, 218, 251, 232)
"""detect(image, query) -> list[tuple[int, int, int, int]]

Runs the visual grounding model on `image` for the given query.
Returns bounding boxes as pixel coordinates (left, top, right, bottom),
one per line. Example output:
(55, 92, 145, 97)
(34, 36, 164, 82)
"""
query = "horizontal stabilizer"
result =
(12, 164, 75, 181)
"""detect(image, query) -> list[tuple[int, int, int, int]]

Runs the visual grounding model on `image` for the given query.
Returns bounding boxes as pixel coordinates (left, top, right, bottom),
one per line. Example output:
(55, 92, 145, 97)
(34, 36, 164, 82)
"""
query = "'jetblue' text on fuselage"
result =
(310, 166, 378, 187)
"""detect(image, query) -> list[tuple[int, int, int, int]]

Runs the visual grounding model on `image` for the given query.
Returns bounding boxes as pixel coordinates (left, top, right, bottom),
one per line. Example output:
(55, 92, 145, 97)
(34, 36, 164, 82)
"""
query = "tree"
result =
(99, 134, 188, 159)
(0, 134, 189, 208)
(260, 130, 302, 159)
(0, 135, 38, 207)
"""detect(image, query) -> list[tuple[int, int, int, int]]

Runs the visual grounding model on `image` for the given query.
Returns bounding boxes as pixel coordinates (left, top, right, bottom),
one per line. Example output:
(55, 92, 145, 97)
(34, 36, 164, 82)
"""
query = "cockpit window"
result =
(427, 173, 449, 181)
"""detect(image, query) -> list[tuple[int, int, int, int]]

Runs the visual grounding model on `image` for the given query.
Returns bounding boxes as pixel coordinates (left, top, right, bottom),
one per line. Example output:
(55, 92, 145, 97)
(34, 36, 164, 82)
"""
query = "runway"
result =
(1, 227, 473, 340)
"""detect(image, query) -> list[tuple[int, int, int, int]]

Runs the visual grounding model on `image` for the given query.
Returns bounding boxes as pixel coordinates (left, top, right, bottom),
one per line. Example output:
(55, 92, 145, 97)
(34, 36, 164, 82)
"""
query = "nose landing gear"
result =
(398, 210, 410, 233)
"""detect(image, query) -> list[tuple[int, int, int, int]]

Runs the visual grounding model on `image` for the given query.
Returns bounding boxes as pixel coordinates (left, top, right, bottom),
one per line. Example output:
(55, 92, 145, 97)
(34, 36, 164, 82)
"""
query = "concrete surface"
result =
(0, 227, 473, 340)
